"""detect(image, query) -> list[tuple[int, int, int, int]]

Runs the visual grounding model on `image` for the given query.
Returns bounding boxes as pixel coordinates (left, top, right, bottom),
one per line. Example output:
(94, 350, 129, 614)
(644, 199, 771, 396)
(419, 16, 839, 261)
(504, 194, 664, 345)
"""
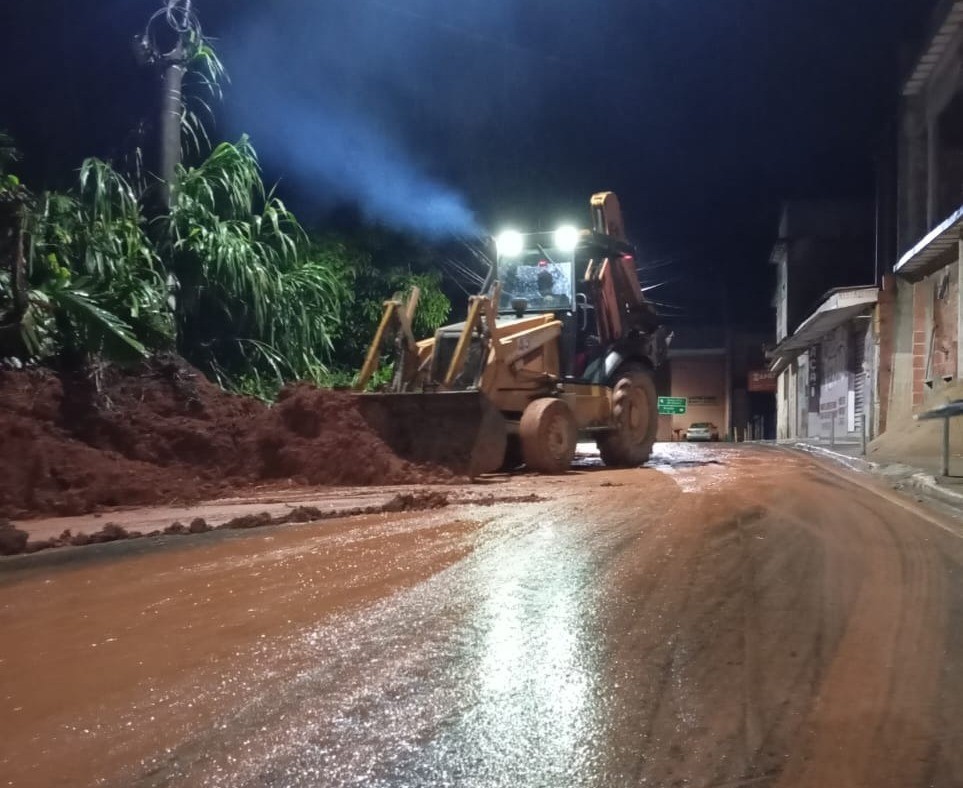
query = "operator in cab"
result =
(536, 269, 571, 309)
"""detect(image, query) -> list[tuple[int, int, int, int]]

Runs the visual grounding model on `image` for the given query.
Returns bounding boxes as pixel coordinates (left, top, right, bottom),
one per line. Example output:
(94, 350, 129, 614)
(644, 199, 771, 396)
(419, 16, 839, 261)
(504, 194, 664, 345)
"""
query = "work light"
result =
(554, 225, 580, 253)
(496, 230, 524, 258)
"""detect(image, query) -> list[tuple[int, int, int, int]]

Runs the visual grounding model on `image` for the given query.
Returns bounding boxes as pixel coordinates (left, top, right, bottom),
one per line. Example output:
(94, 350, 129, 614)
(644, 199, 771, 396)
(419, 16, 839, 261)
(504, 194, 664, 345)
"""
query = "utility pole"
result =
(135, 0, 194, 208)
(159, 33, 188, 200)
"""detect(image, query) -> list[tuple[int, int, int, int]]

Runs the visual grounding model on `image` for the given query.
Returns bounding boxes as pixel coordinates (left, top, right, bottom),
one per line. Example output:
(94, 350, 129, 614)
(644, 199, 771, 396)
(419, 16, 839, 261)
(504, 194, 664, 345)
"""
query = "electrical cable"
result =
(164, 0, 195, 34)
(142, 0, 201, 61)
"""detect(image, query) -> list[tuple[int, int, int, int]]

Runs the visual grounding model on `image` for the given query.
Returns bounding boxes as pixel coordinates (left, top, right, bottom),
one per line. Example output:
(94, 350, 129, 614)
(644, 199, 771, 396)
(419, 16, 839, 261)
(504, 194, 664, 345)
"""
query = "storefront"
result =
(770, 287, 878, 442)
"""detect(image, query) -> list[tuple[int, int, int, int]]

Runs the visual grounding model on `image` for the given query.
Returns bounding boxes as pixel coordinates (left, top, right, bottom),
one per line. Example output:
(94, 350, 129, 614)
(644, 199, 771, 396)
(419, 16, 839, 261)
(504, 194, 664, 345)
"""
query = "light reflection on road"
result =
(137, 443, 736, 786)
(142, 512, 609, 787)
(444, 519, 602, 784)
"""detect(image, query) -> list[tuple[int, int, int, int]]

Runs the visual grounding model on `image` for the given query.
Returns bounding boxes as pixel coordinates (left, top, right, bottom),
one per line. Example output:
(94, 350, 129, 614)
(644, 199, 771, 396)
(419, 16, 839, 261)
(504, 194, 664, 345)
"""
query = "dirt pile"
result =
(8, 492, 454, 557)
(0, 359, 454, 520)
(0, 520, 29, 555)
(254, 385, 446, 486)
(218, 491, 451, 532)
(869, 384, 963, 471)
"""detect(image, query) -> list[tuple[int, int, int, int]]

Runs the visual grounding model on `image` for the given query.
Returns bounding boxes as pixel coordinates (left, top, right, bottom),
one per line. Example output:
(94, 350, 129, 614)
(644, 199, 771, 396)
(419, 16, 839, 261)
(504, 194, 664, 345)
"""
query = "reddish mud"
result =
(3, 445, 963, 787)
(10, 490, 453, 556)
(0, 510, 480, 788)
(0, 359, 454, 522)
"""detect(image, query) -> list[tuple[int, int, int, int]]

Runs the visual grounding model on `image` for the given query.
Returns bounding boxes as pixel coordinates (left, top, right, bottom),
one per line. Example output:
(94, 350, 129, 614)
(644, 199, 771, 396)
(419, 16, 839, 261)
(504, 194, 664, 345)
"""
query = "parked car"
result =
(685, 422, 720, 442)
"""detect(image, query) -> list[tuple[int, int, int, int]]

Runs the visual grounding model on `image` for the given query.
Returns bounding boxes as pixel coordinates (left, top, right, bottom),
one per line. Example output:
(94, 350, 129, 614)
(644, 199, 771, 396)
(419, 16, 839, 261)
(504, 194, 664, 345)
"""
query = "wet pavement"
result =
(3, 443, 963, 787)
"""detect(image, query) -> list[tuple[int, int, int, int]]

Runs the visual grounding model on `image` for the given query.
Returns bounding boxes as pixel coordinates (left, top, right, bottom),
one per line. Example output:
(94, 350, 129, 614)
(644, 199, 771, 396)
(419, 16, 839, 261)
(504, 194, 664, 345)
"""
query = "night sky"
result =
(0, 0, 934, 329)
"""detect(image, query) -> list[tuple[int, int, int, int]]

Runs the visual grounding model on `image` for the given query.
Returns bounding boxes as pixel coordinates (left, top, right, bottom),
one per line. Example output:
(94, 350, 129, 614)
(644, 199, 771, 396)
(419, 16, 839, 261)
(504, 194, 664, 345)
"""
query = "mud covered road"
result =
(3, 444, 963, 787)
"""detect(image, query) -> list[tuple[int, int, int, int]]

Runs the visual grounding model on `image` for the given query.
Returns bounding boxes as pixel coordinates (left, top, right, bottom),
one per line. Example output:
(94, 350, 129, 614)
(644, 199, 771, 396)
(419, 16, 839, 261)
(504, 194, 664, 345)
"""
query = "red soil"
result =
(0, 358, 453, 520)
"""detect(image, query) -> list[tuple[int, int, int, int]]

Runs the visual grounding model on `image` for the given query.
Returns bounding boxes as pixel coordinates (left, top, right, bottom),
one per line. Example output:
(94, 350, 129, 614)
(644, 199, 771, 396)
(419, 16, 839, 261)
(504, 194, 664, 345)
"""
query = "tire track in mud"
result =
(593, 448, 962, 788)
(766, 465, 949, 788)
(594, 464, 771, 787)
(712, 455, 954, 788)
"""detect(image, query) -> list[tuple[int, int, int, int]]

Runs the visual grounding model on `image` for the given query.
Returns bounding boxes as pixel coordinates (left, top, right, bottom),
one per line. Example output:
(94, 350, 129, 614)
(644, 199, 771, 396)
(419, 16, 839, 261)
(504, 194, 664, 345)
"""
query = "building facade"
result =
(887, 0, 963, 425)
(768, 202, 877, 442)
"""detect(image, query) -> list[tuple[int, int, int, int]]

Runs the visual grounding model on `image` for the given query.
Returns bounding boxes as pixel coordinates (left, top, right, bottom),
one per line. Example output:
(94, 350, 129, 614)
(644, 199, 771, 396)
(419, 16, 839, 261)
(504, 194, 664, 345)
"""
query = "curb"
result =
(908, 472, 963, 507)
(788, 441, 963, 512)
(787, 442, 878, 474)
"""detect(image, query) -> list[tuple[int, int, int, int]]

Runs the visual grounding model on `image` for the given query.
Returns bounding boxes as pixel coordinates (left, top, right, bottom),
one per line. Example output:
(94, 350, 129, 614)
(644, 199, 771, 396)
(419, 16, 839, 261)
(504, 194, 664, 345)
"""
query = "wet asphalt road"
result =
(3, 443, 963, 787)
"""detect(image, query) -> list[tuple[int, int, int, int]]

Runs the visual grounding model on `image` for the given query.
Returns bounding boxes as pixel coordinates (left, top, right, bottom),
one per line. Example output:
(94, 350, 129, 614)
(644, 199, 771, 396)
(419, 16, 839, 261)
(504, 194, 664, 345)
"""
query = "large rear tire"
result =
(597, 364, 658, 467)
(520, 398, 577, 474)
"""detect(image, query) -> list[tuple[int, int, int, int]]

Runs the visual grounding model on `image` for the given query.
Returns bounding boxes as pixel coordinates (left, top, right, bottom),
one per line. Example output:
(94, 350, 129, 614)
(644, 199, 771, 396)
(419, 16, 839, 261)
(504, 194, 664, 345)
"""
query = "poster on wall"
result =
(808, 345, 820, 413)
(819, 373, 853, 438)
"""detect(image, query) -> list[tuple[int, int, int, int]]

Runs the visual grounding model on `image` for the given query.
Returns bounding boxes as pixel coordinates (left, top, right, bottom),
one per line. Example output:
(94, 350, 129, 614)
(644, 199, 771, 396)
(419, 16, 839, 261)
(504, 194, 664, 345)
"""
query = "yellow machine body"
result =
(354, 192, 667, 476)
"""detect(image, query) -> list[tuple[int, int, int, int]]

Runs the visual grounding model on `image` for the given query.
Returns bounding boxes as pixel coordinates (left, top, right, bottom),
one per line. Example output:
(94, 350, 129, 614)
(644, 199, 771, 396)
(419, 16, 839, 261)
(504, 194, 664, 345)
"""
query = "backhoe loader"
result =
(354, 192, 668, 476)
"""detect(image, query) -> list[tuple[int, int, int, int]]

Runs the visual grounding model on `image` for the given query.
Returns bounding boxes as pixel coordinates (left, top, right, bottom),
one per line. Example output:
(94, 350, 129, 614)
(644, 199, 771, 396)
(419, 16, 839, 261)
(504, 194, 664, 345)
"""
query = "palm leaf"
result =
(50, 282, 147, 360)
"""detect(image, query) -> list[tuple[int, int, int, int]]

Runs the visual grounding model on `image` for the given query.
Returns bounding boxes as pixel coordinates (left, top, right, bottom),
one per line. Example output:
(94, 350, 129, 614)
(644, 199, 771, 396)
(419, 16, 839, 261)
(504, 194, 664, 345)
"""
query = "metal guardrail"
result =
(915, 400, 963, 477)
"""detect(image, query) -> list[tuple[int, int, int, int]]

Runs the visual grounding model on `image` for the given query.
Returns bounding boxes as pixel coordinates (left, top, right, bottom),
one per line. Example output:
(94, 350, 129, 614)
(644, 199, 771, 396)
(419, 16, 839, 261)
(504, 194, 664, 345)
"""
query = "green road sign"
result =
(658, 396, 687, 415)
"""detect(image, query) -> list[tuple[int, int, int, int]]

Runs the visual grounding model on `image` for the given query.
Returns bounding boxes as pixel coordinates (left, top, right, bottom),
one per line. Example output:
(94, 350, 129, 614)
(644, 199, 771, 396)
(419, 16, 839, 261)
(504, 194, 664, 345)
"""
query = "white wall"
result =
(777, 368, 790, 440)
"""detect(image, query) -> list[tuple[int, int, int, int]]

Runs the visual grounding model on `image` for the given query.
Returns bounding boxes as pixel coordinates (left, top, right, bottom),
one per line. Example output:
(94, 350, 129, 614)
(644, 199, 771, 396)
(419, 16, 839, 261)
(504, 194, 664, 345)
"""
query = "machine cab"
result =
(495, 227, 579, 318)
(492, 218, 661, 384)
(494, 226, 609, 381)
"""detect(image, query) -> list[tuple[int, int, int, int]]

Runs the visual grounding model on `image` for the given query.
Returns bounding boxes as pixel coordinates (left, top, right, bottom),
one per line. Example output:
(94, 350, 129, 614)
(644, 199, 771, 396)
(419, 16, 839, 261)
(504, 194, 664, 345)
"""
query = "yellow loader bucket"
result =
(355, 391, 507, 478)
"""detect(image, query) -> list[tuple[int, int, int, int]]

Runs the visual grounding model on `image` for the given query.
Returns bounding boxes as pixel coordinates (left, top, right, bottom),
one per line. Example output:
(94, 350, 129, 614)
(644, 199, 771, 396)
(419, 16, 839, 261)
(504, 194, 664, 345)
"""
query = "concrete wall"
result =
(876, 277, 898, 434)
(888, 277, 917, 424)
(775, 257, 789, 342)
(776, 363, 804, 441)
(900, 97, 930, 253)
(796, 353, 810, 438)
(896, 13, 963, 250)
(777, 369, 789, 440)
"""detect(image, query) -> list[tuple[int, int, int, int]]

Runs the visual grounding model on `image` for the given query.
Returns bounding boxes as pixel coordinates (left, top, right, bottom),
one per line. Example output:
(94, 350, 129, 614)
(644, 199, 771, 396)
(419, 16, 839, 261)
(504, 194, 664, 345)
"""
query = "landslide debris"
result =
(0, 358, 454, 520)
(11, 491, 455, 557)
(0, 520, 29, 555)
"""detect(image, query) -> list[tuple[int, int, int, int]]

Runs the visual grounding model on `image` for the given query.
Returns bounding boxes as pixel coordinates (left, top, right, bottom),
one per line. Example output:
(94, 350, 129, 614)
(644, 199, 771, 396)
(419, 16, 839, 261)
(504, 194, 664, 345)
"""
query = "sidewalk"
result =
(782, 439, 869, 467)
(783, 438, 963, 514)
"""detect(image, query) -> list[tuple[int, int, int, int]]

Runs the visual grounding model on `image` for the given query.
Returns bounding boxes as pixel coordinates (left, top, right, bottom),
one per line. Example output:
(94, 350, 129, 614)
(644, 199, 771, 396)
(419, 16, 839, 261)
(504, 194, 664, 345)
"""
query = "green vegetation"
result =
(0, 31, 456, 398)
(324, 230, 451, 372)
(163, 137, 349, 392)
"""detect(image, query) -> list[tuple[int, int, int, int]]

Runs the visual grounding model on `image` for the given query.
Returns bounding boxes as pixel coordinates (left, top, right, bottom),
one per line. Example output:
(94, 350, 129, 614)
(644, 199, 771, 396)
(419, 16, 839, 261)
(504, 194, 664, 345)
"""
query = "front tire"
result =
(597, 364, 658, 467)
(520, 398, 577, 473)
